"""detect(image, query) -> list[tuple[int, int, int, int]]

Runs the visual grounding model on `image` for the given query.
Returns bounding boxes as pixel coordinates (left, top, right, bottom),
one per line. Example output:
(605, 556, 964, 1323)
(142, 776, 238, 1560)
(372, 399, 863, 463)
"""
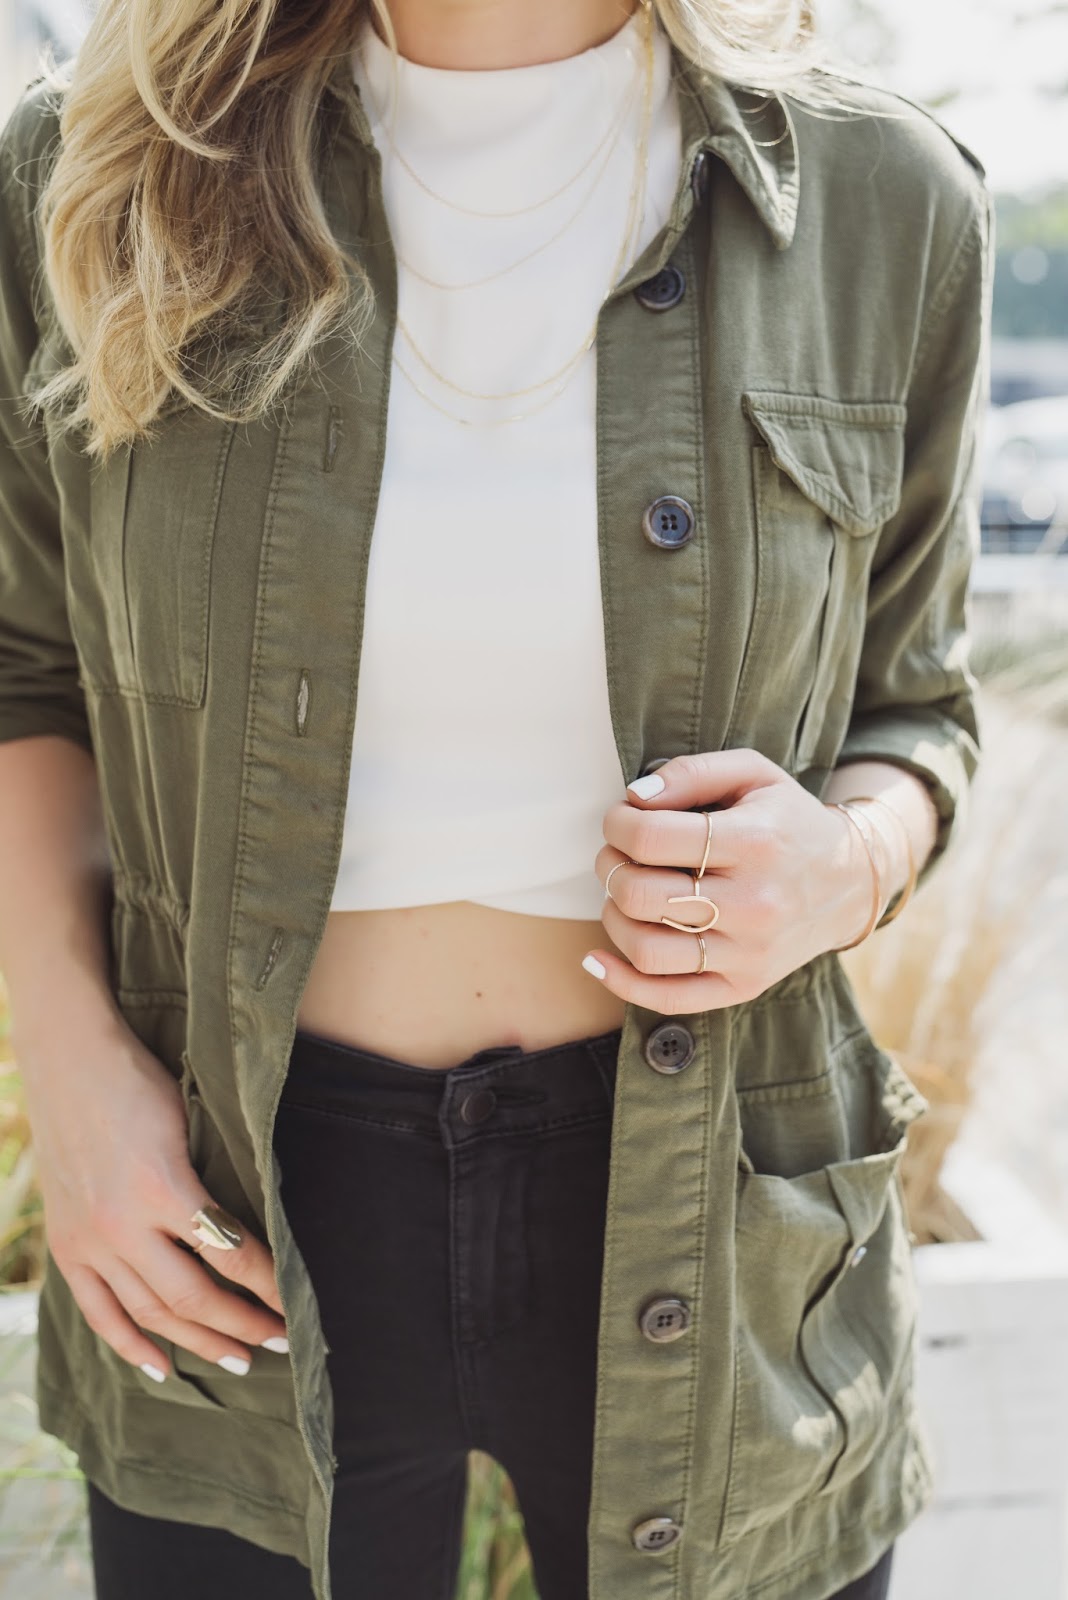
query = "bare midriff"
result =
(295, 903, 627, 1070)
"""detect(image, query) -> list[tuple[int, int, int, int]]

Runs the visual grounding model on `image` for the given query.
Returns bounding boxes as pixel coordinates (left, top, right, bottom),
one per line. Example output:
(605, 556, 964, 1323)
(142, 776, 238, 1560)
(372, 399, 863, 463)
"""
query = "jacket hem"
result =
(36, 1377, 312, 1570)
(724, 1419, 935, 1600)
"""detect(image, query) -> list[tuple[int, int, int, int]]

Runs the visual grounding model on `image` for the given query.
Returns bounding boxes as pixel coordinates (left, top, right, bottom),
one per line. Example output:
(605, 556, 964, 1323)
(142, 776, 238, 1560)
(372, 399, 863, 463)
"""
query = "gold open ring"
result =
(696, 809, 714, 879)
(660, 871, 720, 934)
(604, 858, 632, 902)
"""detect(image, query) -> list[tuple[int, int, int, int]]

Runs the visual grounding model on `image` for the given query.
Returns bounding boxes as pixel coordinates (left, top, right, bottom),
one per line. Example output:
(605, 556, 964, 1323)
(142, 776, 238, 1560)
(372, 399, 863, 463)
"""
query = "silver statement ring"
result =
(190, 1204, 243, 1252)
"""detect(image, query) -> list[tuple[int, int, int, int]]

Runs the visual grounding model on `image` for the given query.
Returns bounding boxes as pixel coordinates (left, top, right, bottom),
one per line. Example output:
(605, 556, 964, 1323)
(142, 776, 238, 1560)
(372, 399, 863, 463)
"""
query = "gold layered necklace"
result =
(390, 73, 642, 294)
(375, 0, 656, 428)
(357, 31, 638, 224)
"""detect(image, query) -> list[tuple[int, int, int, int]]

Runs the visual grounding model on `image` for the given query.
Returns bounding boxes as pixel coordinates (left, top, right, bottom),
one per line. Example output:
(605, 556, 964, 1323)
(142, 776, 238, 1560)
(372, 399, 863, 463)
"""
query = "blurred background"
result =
(1, 1, 1068, 1597)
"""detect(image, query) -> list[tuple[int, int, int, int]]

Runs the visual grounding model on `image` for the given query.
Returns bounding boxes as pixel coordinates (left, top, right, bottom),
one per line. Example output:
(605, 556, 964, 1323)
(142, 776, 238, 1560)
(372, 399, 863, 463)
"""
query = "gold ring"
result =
(693, 934, 707, 975)
(190, 1204, 243, 1251)
(604, 858, 632, 902)
(696, 809, 714, 879)
(661, 871, 720, 934)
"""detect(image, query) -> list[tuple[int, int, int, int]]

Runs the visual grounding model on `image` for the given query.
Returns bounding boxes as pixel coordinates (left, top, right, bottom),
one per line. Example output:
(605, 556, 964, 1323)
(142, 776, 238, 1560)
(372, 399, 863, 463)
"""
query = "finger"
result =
(167, 1177, 286, 1321)
(602, 799, 743, 876)
(597, 846, 732, 930)
(609, 749, 790, 872)
(62, 1260, 174, 1379)
(580, 939, 742, 1013)
(131, 1229, 288, 1353)
(104, 1251, 272, 1373)
(625, 747, 782, 810)
(600, 894, 735, 979)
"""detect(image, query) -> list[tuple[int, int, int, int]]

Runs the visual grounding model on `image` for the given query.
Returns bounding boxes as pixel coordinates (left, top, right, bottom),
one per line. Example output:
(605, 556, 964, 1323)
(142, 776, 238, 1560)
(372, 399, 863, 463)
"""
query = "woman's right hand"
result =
(17, 1013, 288, 1381)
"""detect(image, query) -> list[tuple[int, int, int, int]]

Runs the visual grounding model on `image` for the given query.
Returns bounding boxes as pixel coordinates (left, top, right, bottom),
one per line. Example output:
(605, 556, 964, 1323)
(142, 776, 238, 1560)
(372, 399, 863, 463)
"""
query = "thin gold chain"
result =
(356, 28, 637, 223)
(391, 0, 655, 422)
(390, 348, 589, 428)
(393, 71, 641, 293)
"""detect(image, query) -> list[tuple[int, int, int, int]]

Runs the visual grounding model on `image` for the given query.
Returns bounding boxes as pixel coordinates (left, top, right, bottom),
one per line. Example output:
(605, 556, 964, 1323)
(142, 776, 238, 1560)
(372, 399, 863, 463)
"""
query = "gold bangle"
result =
(828, 801, 882, 951)
(837, 794, 918, 929)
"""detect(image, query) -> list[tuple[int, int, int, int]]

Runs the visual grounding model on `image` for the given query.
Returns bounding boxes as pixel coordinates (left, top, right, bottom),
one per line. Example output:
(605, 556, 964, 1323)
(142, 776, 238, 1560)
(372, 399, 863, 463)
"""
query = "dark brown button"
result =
(691, 149, 711, 207)
(634, 263, 686, 312)
(460, 1088, 497, 1125)
(632, 1515, 683, 1554)
(638, 1296, 691, 1343)
(643, 1021, 696, 1075)
(641, 495, 695, 550)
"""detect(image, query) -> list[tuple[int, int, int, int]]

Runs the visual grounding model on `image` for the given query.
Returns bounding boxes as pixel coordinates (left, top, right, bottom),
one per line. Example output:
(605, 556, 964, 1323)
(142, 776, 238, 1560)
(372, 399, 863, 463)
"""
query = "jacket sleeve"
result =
(834, 160, 995, 896)
(0, 83, 94, 756)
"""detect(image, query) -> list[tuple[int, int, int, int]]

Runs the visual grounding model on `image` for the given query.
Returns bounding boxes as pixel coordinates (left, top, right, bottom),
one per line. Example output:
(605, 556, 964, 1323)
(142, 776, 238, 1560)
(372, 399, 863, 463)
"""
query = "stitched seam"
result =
(746, 403, 906, 428)
(115, 988, 188, 1008)
(735, 1073, 835, 1106)
(722, 447, 771, 750)
(687, 224, 709, 765)
(911, 201, 985, 379)
(227, 413, 290, 1052)
(673, 1013, 712, 1600)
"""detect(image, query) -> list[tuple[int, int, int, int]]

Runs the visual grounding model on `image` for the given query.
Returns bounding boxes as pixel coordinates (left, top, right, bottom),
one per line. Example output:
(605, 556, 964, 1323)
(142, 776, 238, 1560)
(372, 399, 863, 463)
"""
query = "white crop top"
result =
(329, 6, 683, 919)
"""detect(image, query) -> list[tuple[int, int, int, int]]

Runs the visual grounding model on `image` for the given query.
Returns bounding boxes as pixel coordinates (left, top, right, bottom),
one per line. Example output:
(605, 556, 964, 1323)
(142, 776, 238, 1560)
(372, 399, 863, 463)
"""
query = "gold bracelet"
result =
(827, 801, 882, 951)
(837, 794, 918, 929)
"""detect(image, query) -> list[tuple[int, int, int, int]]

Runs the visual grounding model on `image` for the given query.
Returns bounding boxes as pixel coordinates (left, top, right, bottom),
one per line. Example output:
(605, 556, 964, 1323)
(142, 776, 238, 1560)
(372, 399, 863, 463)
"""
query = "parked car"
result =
(981, 395, 1068, 555)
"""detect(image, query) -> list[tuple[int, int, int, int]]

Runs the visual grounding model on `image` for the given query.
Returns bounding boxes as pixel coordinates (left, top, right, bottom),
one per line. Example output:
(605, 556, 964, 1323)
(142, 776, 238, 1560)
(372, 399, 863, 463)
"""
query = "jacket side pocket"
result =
(720, 1044, 925, 1546)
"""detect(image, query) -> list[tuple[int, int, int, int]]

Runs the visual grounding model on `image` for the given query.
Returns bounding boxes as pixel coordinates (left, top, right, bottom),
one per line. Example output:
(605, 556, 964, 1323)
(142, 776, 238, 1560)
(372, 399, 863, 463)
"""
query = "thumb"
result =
(625, 747, 780, 811)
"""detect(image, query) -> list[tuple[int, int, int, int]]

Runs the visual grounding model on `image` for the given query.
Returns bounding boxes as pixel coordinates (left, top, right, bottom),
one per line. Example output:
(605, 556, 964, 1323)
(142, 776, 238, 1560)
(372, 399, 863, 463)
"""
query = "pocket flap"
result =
(742, 390, 908, 536)
(826, 1144, 903, 1249)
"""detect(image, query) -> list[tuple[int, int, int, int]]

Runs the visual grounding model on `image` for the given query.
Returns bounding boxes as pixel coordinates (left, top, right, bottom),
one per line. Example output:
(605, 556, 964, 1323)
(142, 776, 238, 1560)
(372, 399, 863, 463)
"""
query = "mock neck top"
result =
(329, 4, 682, 917)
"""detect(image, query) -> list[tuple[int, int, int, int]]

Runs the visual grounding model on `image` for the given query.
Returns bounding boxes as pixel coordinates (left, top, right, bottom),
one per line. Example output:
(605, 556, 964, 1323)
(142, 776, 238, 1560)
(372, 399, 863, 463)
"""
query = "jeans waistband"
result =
(281, 1024, 622, 1142)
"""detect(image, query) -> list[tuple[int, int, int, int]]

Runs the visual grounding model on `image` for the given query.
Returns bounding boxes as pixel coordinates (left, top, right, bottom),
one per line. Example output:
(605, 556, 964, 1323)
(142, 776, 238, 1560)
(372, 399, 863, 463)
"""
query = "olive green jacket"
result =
(0, 33, 991, 1600)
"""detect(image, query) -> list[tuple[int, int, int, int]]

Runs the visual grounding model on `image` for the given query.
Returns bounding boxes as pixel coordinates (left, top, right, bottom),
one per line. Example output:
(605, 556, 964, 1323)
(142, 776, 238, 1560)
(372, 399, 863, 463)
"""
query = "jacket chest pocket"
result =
(85, 412, 235, 705)
(730, 392, 907, 773)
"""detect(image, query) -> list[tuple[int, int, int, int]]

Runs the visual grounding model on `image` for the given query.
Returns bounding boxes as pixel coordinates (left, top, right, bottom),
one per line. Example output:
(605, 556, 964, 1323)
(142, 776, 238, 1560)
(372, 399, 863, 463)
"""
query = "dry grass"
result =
(844, 618, 1068, 1241)
(0, 976, 46, 1288)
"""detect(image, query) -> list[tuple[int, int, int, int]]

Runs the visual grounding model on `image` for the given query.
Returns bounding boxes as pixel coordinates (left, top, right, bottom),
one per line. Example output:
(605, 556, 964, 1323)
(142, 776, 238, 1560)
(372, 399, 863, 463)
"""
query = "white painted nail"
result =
(261, 1336, 289, 1354)
(217, 1354, 251, 1375)
(140, 1363, 166, 1383)
(582, 954, 607, 980)
(627, 773, 665, 799)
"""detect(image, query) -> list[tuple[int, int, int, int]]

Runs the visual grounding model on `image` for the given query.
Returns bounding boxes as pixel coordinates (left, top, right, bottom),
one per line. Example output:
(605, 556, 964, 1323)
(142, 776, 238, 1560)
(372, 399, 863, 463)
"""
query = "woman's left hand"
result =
(584, 747, 872, 1014)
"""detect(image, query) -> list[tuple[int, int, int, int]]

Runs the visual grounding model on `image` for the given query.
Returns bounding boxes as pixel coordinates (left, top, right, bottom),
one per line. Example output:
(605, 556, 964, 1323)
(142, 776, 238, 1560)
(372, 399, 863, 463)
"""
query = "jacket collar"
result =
(670, 47, 800, 251)
(321, 25, 800, 253)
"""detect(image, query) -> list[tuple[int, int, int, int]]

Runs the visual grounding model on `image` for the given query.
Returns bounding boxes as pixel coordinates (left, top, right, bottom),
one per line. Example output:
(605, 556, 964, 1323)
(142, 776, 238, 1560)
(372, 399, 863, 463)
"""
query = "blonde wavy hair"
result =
(28, 0, 875, 462)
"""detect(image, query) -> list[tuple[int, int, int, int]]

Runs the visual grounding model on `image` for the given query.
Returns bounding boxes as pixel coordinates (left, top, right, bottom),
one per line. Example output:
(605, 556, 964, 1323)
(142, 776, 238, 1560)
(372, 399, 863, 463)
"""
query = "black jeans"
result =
(86, 1024, 895, 1600)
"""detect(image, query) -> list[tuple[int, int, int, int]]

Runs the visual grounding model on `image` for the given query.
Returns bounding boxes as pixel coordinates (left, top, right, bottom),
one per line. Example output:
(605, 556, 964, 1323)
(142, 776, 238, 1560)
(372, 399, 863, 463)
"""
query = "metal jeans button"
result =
(460, 1088, 497, 1125)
